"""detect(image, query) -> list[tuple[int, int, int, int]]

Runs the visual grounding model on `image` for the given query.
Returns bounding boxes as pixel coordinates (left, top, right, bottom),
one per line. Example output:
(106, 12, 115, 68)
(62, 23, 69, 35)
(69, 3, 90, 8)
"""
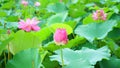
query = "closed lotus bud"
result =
(54, 28, 68, 45)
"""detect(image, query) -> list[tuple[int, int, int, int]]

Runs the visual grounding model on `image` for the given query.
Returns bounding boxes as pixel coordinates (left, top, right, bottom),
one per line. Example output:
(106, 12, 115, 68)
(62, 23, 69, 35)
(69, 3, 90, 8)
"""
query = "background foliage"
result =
(0, 0, 120, 68)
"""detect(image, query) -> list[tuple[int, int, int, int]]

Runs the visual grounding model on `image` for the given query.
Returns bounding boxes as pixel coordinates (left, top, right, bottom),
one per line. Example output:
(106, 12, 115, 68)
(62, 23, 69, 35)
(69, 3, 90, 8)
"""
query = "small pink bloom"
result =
(35, 2, 40, 7)
(21, 0, 28, 6)
(18, 18, 40, 32)
(92, 9, 107, 20)
(7, 29, 11, 35)
(60, 0, 62, 2)
(54, 28, 68, 45)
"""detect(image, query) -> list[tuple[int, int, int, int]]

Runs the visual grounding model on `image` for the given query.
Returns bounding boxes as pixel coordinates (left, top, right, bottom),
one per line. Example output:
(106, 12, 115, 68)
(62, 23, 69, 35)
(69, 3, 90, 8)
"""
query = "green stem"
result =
(60, 47, 64, 67)
(8, 44, 10, 60)
(72, 33, 75, 38)
(7, 30, 10, 60)
(29, 6, 31, 17)
(4, 52, 6, 65)
(32, 60, 34, 68)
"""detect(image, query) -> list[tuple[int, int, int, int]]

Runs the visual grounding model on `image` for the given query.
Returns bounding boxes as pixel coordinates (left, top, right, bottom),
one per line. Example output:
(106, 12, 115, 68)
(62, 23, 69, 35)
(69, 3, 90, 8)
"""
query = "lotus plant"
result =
(53, 28, 68, 67)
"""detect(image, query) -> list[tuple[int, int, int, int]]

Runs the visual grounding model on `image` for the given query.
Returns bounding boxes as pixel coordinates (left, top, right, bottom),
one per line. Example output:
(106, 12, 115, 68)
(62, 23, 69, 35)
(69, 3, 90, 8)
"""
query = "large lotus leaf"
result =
(0, 10, 7, 17)
(79, 46, 110, 65)
(5, 16, 18, 22)
(1, 1, 15, 9)
(50, 48, 80, 65)
(39, 0, 59, 8)
(82, 14, 96, 25)
(100, 56, 120, 68)
(35, 27, 52, 42)
(110, 6, 119, 14)
(114, 47, 120, 58)
(64, 21, 77, 29)
(47, 2, 67, 13)
(104, 38, 119, 53)
(42, 55, 61, 68)
(10, 30, 41, 54)
(75, 20, 117, 42)
(68, 4, 86, 18)
(63, 59, 94, 68)
(110, 14, 120, 28)
(76, 42, 97, 50)
(50, 46, 110, 68)
(6, 48, 41, 68)
(47, 12, 68, 25)
(6, 22, 18, 29)
(117, 4, 120, 11)
(107, 28, 120, 40)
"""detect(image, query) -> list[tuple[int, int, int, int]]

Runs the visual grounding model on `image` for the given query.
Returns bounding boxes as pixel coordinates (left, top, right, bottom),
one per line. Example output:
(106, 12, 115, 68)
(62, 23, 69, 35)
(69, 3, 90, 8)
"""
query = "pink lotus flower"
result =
(54, 28, 68, 45)
(21, 0, 28, 6)
(92, 9, 107, 20)
(18, 18, 40, 32)
(35, 2, 40, 7)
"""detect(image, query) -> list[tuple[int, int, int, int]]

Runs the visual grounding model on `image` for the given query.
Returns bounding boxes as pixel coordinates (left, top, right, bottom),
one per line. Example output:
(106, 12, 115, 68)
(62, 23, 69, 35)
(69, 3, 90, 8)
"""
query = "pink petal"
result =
(23, 25, 31, 32)
(31, 18, 40, 25)
(92, 12, 98, 20)
(35, 2, 40, 7)
(26, 18, 31, 24)
(31, 25, 40, 31)
(18, 20, 26, 29)
(21, 0, 28, 6)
